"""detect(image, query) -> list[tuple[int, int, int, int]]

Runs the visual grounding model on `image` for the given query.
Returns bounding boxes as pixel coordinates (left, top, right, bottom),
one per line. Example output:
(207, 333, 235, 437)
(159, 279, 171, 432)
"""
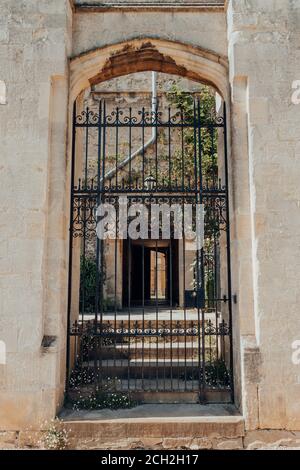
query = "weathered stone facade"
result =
(1, 0, 300, 448)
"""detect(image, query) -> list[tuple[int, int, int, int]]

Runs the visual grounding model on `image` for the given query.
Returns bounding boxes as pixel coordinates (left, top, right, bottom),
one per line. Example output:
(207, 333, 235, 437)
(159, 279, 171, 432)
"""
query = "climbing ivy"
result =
(166, 83, 218, 185)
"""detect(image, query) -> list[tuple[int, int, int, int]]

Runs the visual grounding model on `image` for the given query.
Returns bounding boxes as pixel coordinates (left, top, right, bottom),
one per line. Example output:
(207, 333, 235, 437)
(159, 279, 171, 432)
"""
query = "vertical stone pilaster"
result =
(0, 0, 72, 429)
(228, 0, 300, 430)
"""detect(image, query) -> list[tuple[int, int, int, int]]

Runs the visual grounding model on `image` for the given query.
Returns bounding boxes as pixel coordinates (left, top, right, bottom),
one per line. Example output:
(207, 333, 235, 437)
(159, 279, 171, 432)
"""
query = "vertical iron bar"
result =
(169, 239, 173, 390)
(94, 100, 102, 390)
(163, 320, 166, 391)
(99, 101, 106, 390)
(181, 108, 185, 189)
(95, 101, 102, 326)
(127, 114, 132, 388)
(115, 107, 119, 188)
(193, 101, 201, 395)
(168, 107, 171, 188)
(114, 106, 119, 390)
(102, 101, 106, 189)
(141, 238, 145, 389)
(113, 184, 118, 387)
(182, 203, 187, 390)
(193, 100, 198, 189)
(129, 107, 132, 190)
(155, 108, 158, 184)
(84, 107, 89, 188)
(155, 240, 159, 392)
(81, 200, 87, 321)
(191, 321, 195, 390)
(214, 208, 219, 361)
(142, 107, 145, 188)
(127, 237, 131, 392)
(223, 102, 234, 402)
(196, 98, 206, 402)
(134, 320, 138, 391)
(211, 125, 215, 190)
(177, 321, 180, 392)
(66, 100, 77, 392)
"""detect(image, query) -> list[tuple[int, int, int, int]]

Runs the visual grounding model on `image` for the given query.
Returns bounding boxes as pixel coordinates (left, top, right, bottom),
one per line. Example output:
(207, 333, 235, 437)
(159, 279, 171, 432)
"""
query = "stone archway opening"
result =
(66, 40, 234, 408)
(70, 38, 229, 101)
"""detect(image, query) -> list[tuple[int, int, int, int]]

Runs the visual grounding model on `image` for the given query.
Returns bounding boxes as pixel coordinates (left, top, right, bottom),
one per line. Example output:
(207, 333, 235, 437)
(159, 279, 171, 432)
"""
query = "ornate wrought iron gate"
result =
(66, 93, 233, 405)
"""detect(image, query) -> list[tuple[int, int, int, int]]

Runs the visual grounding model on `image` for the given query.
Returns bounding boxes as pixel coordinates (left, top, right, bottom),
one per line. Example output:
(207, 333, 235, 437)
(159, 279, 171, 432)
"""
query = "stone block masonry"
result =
(0, 0, 73, 429)
(0, 0, 300, 446)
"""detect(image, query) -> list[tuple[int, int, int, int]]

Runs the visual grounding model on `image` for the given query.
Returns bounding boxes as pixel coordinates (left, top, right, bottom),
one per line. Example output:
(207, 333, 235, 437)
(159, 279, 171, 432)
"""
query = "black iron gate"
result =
(66, 93, 233, 406)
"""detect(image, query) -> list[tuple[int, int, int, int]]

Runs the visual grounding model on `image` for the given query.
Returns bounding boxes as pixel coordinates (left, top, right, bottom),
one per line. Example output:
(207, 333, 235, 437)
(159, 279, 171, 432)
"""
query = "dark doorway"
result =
(123, 240, 179, 307)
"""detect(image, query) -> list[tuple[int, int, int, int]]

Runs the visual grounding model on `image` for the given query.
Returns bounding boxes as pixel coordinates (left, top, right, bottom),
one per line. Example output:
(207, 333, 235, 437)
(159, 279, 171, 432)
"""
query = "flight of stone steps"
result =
(69, 309, 231, 402)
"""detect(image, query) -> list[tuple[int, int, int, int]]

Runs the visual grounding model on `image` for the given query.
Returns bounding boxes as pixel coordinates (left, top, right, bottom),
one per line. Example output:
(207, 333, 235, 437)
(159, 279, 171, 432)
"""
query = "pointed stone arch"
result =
(65, 36, 235, 406)
(70, 38, 229, 101)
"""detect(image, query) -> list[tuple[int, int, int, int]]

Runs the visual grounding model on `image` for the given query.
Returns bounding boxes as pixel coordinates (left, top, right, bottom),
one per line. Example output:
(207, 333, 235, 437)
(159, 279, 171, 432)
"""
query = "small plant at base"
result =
(67, 380, 138, 411)
(95, 390, 137, 410)
(70, 391, 137, 410)
(181, 359, 230, 388)
(42, 418, 69, 450)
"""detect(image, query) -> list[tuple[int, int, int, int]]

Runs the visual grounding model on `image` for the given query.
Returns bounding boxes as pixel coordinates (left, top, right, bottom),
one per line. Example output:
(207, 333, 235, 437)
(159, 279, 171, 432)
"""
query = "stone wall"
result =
(228, 0, 300, 430)
(1, 0, 300, 439)
(1, 425, 300, 450)
(74, 0, 225, 5)
(72, 6, 227, 59)
(0, 0, 72, 429)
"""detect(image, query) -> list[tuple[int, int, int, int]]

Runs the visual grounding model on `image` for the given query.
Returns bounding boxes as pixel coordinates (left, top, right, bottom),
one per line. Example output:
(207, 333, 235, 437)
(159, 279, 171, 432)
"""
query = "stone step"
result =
(84, 309, 208, 323)
(79, 360, 214, 379)
(69, 378, 231, 397)
(92, 334, 205, 344)
(82, 341, 214, 360)
(59, 404, 244, 450)
(115, 341, 202, 359)
(129, 389, 232, 405)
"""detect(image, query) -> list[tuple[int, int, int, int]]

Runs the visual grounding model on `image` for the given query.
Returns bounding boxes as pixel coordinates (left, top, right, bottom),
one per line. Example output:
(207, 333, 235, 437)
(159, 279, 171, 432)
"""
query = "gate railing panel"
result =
(66, 98, 233, 405)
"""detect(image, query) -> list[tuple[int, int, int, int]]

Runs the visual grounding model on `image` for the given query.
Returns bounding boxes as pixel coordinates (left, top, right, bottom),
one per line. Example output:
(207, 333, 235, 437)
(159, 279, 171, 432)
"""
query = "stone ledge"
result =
(0, 431, 18, 450)
(244, 430, 300, 450)
(1, 428, 300, 450)
(57, 404, 245, 448)
(74, 2, 225, 14)
(60, 415, 245, 439)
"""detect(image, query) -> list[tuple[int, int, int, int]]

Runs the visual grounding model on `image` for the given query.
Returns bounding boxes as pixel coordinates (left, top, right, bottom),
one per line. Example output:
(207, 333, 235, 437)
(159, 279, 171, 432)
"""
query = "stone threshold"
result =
(60, 403, 240, 421)
(74, 4, 225, 14)
(3, 407, 300, 449)
(57, 404, 245, 449)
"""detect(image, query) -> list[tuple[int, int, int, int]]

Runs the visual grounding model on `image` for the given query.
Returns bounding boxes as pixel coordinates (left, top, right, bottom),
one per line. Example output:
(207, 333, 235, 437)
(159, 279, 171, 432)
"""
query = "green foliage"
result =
(80, 255, 98, 313)
(205, 359, 231, 388)
(183, 359, 231, 388)
(166, 84, 218, 185)
(80, 255, 110, 313)
(167, 85, 221, 296)
(69, 365, 96, 388)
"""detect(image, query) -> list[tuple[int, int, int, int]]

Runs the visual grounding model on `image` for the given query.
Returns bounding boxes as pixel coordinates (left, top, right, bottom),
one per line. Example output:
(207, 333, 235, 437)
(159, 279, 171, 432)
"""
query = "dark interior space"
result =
(123, 240, 179, 307)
